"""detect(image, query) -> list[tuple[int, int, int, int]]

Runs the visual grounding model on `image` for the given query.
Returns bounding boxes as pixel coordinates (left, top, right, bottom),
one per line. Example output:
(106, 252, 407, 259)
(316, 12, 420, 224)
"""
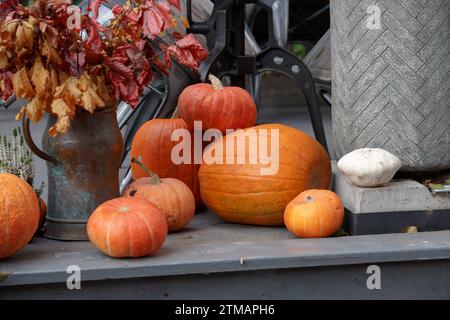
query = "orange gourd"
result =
(123, 158, 195, 232)
(87, 197, 168, 258)
(0, 173, 40, 259)
(177, 75, 257, 132)
(199, 124, 331, 226)
(38, 198, 47, 231)
(130, 117, 202, 207)
(284, 189, 344, 238)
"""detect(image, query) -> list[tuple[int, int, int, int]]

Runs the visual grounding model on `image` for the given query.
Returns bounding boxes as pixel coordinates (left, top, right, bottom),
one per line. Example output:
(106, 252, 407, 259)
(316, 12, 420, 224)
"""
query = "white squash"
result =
(337, 148, 402, 187)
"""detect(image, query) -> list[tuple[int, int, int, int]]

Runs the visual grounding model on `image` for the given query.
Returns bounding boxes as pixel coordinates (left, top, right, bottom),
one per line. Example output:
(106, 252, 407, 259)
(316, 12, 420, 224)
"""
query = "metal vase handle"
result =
(22, 113, 60, 166)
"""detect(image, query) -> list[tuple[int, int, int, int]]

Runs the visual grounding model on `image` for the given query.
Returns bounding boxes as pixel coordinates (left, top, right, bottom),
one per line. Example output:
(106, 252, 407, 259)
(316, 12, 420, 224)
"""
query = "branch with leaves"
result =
(0, 0, 207, 136)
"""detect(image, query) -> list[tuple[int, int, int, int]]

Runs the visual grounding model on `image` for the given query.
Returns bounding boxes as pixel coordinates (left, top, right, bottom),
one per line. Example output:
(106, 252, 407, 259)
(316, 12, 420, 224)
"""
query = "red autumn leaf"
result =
(104, 41, 155, 107)
(142, 0, 173, 39)
(137, 60, 154, 86)
(106, 57, 134, 80)
(164, 34, 208, 71)
(123, 40, 146, 62)
(83, 16, 104, 56)
(112, 4, 142, 23)
(108, 70, 141, 107)
(167, 0, 181, 10)
(0, 0, 18, 19)
(67, 52, 86, 76)
(111, 4, 123, 16)
(88, 0, 108, 19)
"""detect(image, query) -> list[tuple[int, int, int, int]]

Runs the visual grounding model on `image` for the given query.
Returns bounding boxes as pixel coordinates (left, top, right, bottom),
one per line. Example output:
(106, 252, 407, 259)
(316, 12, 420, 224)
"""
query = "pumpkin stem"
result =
(131, 157, 160, 185)
(208, 74, 224, 90)
(171, 109, 180, 119)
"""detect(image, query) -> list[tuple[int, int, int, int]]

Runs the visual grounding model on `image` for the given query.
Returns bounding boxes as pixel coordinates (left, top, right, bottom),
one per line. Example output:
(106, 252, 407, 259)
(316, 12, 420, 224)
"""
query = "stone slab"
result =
(332, 162, 450, 234)
(332, 163, 450, 214)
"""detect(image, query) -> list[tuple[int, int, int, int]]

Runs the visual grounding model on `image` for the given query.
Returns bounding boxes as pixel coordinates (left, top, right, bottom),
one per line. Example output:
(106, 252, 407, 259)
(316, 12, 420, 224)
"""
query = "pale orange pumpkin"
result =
(177, 74, 257, 132)
(284, 189, 344, 238)
(199, 124, 331, 226)
(0, 173, 40, 260)
(87, 197, 168, 258)
(123, 158, 195, 232)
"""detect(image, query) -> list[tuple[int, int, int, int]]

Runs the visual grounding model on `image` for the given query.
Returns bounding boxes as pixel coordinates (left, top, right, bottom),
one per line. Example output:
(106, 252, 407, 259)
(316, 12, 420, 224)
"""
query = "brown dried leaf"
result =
(48, 115, 71, 137)
(50, 68, 59, 94)
(77, 74, 93, 92)
(180, 16, 190, 29)
(15, 22, 34, 51)
(26, 98, 47, 123)
(6, 21, 18, 35)
(93, 74, 112, 104)
(66, 78, 83, 105)
(69, 74, 106, 112)
(58, 71, 70, 84)
(53, 79, 68, 99)
(81, 88, 105, 113)
(15, 106, 25, 121)
(0, 50, 8, 69)
(28, 16, 39, 27)
(402, 226, 418, 233)
(12, 67, 35, 99)
(29, 57, 52, 100)
(41, 40, 63, 65)
(51, 98, 75, 119)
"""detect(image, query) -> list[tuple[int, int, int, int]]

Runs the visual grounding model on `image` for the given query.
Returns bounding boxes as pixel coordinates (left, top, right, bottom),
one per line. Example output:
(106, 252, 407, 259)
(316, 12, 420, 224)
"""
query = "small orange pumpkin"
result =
(87, 197, 168, 258)
(177, 74, 257, 132)
(284, 189, 344, 238)
(124, 158, 195, 232)
(0, 173, 40, 259)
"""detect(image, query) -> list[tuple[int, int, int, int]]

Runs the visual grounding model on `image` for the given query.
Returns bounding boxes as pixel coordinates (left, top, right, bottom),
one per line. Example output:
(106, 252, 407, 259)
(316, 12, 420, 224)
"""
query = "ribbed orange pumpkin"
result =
(199, 124, 331, 226)
(87, 197, 168, 258)
(130, 117, 202, 207)
(177, 75, 257, 132)
(124, 159, 195, 232)
(284, 189, 344, 238)
(0, 173, 40, 260)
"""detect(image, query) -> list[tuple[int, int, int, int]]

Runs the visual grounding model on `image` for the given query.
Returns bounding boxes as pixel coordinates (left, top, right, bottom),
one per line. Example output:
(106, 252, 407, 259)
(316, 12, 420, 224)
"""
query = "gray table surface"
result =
(1, 212, 450, 288)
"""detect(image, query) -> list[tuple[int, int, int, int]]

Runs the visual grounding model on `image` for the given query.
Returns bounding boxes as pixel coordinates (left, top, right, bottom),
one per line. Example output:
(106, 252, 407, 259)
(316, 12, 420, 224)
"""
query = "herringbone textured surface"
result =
(331, 0, 449, 171)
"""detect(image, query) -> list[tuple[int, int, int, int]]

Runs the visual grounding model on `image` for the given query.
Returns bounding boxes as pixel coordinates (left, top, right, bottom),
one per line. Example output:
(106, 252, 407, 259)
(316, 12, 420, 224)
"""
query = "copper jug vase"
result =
(23, 108, 123, 240)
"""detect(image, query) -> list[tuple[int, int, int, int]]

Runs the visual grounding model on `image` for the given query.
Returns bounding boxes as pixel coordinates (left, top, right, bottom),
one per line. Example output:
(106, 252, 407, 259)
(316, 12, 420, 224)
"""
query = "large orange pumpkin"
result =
(130, 117, 202, 207)
(124, 158, 195, 232)
(284, 189, 344, 238)
(177, 75, 257, 132)
(87, 197, 168, 258)
(0, 173, 40, 259)
(199, 124, 331, 226)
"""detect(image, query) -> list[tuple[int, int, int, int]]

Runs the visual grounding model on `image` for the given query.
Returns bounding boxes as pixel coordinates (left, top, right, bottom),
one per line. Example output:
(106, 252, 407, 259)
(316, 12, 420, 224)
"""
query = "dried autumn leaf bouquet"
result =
(0, 0, 207, 136)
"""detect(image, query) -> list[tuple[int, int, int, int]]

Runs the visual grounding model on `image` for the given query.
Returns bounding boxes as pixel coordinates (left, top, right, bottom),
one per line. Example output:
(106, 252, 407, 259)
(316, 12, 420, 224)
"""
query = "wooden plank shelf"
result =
(1, 212, 450, 299)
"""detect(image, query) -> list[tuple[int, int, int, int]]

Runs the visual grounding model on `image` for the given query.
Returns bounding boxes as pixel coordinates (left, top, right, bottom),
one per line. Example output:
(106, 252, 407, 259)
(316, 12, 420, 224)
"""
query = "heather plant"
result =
(0, 127, 34, 184)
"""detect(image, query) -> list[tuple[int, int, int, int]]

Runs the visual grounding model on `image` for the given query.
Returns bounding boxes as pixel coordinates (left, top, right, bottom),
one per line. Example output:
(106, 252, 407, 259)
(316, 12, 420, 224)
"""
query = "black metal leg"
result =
(188, 0, 329, 153)
(256, 47, 329, 152)
(302, 81, 329, 153)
